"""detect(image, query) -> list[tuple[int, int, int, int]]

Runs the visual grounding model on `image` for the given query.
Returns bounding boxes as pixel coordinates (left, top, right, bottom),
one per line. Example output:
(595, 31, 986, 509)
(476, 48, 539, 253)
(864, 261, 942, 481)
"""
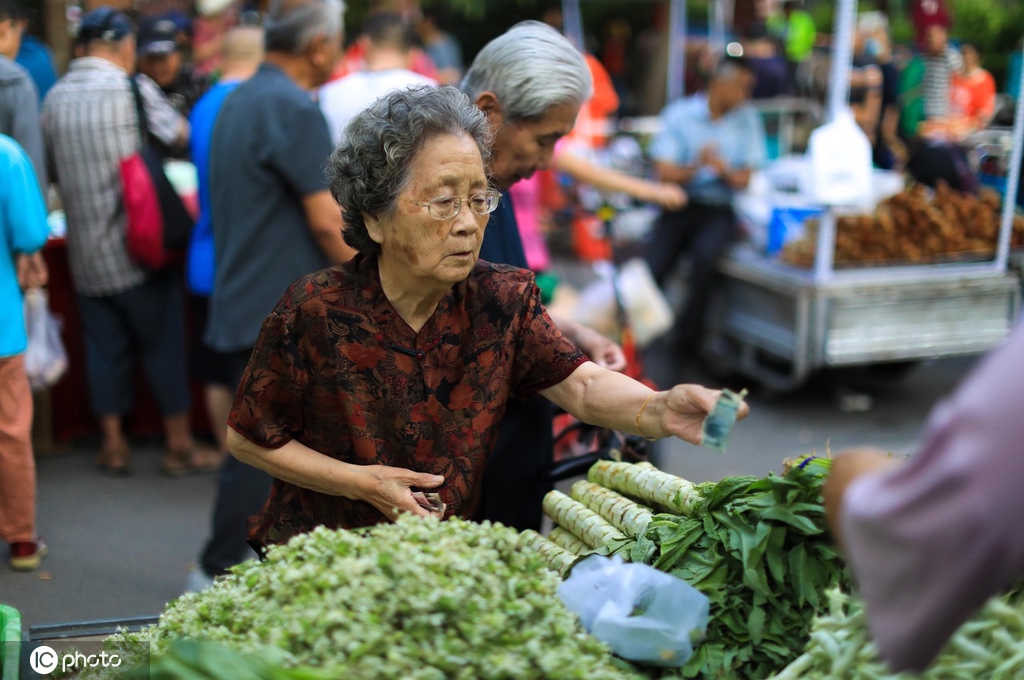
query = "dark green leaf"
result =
(759, 506, 823, 535)
(765, 525, 787, 584)
(747, 605, 766, 645)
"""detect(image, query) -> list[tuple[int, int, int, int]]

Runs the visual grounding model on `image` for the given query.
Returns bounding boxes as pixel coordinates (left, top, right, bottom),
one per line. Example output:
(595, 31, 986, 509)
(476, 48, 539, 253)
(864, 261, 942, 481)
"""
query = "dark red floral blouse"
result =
(229, 253, 587, 549)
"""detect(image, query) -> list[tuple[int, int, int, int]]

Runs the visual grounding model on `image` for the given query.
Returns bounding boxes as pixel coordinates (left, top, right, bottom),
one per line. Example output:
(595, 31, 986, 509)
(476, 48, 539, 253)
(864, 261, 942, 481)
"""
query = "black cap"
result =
(77, 6, 134, 45)
(137, 15, 179, 55)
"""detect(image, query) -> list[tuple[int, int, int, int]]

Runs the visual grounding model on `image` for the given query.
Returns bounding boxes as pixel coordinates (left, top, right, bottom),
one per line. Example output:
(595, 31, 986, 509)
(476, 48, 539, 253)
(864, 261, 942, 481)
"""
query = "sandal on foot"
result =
(94, 446, 132, 476)
(159, 449, 195, 477)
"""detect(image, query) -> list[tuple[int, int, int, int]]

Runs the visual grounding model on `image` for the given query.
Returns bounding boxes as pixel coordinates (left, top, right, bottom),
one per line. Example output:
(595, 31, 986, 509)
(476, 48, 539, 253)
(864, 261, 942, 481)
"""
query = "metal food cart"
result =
(561, 0, 1022, 393)
(701, 0, 1024, 391)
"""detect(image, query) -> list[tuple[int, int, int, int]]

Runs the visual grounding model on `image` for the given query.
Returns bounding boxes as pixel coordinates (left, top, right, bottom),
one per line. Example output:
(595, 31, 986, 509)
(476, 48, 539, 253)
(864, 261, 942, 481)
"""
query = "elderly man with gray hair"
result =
(459, 21, 629, 532)
(194, 0, 355, 588)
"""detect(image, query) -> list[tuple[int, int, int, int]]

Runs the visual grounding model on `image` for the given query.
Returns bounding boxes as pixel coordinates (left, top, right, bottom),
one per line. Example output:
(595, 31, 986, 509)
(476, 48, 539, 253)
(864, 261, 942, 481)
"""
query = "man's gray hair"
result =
(263, 0, 344, 55)
(460, 20, 592, 122)
(328, 85, 493, 256)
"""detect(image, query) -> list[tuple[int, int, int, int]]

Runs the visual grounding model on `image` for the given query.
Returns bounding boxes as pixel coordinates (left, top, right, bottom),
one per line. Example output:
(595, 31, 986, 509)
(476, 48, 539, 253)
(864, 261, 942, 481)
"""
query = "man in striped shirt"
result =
(42, 7, 216, 476)
(898, 24, 962, 139)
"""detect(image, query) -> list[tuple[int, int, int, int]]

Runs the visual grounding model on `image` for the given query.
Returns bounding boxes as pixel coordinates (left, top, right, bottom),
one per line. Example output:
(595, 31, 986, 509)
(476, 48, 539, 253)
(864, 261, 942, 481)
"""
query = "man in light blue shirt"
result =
(0, 133, 49, 570)
(645, 57, 766, 362)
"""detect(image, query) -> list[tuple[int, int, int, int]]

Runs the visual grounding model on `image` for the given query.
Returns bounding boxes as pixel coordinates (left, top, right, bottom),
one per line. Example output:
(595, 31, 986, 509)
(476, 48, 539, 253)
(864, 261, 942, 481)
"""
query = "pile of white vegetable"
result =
(84, 516, 642, 680)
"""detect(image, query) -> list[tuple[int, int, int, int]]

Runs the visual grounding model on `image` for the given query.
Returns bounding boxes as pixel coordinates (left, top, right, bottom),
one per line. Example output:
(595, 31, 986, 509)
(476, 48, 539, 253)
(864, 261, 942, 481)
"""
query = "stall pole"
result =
(811, 0, 858, 284)
(561, 0, 584, 51)
(710, 0, 726, 57)
(996, 41, 1024, 271)
(667, 0, 687, 105)
(825, 0, 857, 123)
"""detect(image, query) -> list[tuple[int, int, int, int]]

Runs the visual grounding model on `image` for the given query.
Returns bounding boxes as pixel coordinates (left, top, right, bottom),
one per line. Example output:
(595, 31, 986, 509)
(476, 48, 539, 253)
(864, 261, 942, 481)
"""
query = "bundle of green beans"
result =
(770, 586, 1024, 680)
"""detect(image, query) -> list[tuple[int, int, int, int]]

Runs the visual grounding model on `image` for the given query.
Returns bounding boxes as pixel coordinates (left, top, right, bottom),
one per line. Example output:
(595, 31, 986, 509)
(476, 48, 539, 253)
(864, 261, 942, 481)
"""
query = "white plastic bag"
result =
(23, 288, 68, 392)
(808, 109, 873, 207)
(557, 554, 710, 667)
(573, 259, 675, 349)
(615, 258, 675, 348)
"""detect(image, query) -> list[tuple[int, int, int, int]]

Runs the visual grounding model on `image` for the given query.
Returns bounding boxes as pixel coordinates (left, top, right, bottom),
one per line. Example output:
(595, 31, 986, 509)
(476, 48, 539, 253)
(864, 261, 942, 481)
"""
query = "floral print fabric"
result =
(229, 253, 587, 548)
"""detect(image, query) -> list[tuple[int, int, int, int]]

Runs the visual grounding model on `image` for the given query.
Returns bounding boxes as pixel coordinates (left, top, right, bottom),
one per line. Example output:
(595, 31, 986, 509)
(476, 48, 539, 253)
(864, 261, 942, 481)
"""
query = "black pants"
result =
(199, 347, 273, 577)
(75, 270, 189, 417)
(478, 396, 555, 533)
(645, 202, 737, 356)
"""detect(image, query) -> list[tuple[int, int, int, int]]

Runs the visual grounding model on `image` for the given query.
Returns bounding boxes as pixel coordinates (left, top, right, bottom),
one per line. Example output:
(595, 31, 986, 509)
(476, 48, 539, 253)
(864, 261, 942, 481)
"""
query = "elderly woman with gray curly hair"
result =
(227, 85, 748, 549)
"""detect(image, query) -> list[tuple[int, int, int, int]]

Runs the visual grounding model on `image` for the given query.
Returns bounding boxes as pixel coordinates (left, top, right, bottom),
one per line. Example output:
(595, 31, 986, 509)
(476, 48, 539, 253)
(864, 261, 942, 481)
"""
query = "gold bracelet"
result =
(635, 392, 659, 441)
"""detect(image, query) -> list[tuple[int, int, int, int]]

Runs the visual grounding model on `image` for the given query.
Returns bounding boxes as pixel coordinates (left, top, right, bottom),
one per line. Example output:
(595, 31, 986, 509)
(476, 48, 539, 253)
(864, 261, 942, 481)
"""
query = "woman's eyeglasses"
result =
(399, 190, 502, 220)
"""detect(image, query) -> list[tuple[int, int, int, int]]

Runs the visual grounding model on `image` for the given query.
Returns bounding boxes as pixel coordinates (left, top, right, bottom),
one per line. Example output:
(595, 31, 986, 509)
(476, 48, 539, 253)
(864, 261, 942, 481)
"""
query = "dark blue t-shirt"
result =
(479, 189, 528, 268)
(205, 63, 333, 352)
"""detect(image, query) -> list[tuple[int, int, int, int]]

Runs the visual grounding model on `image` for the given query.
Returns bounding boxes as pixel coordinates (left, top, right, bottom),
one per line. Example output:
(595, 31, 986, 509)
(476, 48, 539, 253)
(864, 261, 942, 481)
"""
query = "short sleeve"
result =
(509, 279, 587, 399)
(741, 107, 768, 170)
(137, 74, 184, 147)
(266, 99, 333, 197)
(648, 103, 684, 163)
(228, 310, 310, 448)
(1, 140, 49, 255)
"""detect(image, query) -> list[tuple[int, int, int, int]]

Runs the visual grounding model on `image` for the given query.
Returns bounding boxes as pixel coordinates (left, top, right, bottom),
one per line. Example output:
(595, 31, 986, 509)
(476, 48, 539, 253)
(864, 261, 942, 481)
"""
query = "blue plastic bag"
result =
(557, 554, 709, 667)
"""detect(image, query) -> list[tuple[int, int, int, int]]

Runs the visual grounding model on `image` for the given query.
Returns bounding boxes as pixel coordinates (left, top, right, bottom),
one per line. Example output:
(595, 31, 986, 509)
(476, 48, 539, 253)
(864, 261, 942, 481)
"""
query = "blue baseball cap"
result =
(77, 6, 134, 44)
(137, 15, 179, 55)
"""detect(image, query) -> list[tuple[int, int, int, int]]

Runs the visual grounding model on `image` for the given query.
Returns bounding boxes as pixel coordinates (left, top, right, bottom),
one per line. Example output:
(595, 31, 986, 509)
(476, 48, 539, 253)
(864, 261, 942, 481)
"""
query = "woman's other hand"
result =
(357, 465, 445, 521)
(571, 324, 628, 372)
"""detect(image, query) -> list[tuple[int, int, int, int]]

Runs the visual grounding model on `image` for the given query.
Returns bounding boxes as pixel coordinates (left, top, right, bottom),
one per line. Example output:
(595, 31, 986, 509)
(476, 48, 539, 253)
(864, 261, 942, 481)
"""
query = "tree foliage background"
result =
(342, 0, 1023, 92)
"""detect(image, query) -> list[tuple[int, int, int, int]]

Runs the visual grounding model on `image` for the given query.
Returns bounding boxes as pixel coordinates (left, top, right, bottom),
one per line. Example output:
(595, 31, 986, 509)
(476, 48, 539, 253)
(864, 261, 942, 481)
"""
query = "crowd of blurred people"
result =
(0, 0, 1018, 582)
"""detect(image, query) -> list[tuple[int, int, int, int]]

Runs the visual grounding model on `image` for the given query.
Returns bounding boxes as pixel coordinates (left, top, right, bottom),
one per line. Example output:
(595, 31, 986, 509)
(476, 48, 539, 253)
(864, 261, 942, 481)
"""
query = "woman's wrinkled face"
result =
(371, 133, 489, 286)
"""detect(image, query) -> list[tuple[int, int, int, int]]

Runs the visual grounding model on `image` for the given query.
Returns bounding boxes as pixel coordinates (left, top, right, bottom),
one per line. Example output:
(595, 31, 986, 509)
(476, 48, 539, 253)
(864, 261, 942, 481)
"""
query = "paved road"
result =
(0, 349, 978, 632)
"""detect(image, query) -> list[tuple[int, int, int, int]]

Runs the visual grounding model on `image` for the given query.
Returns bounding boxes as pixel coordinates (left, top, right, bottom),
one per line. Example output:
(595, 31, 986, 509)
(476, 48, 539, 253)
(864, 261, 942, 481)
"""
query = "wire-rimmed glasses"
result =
(398, 190, 502, 220)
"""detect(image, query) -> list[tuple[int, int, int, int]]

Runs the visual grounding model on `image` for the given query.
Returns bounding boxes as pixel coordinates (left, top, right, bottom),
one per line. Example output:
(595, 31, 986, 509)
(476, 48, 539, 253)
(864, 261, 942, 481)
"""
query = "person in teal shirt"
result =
(0, 132, 49, 571)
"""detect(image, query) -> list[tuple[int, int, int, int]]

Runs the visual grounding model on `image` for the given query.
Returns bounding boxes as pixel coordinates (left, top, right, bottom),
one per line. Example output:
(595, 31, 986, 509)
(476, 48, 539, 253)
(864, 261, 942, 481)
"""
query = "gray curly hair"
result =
(328, 85, 493, 256)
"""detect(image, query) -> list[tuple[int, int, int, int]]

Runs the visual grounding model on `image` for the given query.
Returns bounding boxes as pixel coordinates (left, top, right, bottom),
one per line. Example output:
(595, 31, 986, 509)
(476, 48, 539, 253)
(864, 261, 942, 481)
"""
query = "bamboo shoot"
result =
(542, 490, 623, 548)
(587, 460, 699, 515)
(518, 529, 577, 575)
(570, 480, 653, 536)
(548, 526, 589, 555)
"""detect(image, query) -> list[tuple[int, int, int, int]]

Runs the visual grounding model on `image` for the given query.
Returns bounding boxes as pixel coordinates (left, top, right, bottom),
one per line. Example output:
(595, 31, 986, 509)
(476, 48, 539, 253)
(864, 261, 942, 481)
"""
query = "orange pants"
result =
(0, 354, 36, 543)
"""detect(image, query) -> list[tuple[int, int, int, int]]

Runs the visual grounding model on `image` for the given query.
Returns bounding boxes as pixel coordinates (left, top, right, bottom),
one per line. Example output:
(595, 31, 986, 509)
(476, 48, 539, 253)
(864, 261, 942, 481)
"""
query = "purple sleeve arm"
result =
(841, 323, 1024, 672)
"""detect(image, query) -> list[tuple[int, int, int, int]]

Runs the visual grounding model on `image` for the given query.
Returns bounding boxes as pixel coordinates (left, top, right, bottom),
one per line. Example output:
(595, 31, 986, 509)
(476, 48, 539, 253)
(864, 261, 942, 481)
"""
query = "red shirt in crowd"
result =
(951, 67, 997, 129)
(231, 255, 587, 549)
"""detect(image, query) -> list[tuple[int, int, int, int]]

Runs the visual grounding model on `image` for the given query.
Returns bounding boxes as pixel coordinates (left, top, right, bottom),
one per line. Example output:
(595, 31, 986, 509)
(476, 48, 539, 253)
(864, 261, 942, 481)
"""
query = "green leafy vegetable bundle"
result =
(85, 516, 642, 680)
(770, 586, 1024, 680)
(537, 458, 851, 679)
